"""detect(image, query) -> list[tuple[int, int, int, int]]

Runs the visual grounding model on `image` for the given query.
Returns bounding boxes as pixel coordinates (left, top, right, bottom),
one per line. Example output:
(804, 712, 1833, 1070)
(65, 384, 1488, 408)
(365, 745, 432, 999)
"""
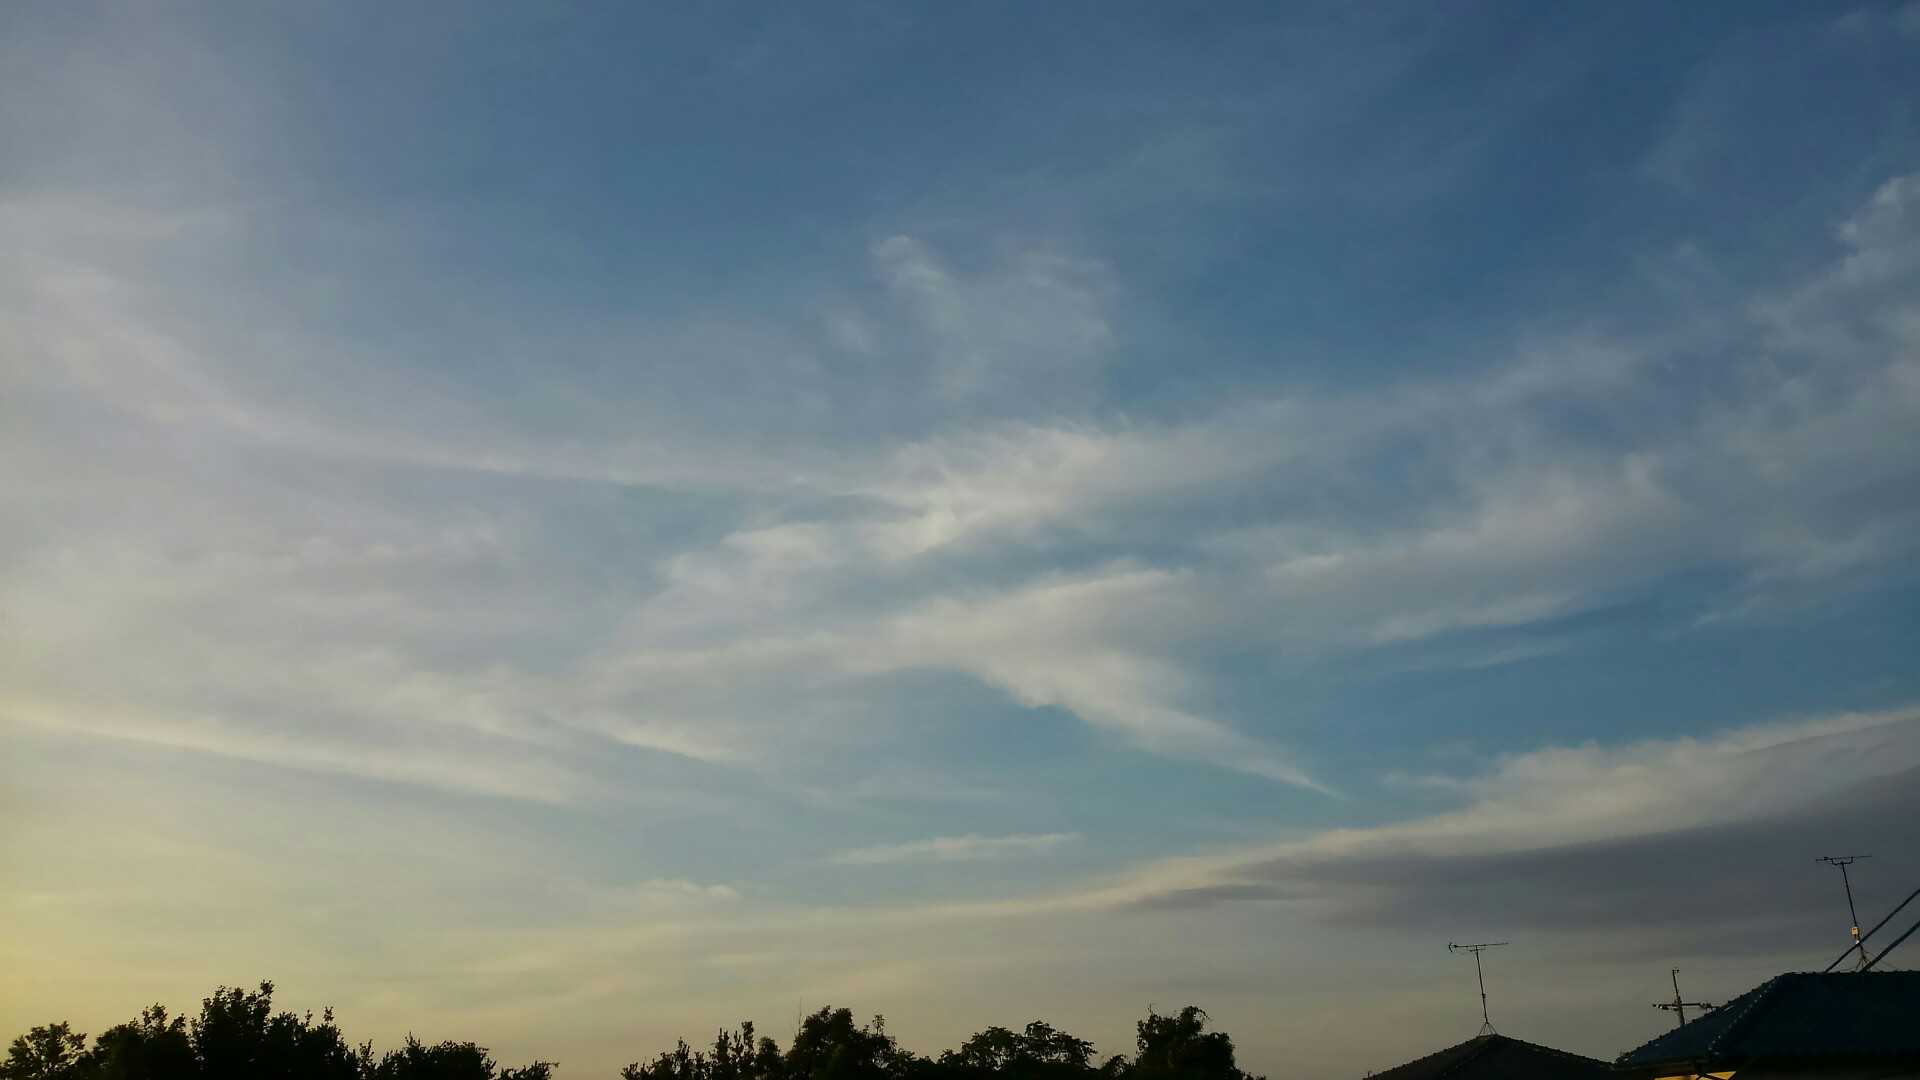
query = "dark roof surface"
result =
(1369, 1034, 1613, 1080)
(1615, 972, 1920, 1070)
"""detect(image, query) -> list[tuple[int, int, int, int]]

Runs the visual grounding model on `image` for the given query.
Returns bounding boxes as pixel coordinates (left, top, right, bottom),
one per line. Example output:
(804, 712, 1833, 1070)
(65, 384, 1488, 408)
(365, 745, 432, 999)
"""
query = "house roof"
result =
(1367, 1034, 1614, 1080)
(1615, 972, 1920, 1071)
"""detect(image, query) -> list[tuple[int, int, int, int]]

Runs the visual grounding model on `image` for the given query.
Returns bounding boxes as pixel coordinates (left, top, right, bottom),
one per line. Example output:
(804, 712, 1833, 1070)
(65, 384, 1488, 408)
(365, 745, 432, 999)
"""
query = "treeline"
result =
(0, 984, 548, 1080)
(621, 1004, 1260, 1080)
(3, 981, 1263, 1080)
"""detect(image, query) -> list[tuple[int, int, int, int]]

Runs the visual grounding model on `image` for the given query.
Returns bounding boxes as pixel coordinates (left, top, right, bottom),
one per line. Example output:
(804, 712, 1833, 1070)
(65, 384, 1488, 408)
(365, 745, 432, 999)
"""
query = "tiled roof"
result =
(1367, 1034, 1613, 1080)
(1615, 972, 1920, 1071)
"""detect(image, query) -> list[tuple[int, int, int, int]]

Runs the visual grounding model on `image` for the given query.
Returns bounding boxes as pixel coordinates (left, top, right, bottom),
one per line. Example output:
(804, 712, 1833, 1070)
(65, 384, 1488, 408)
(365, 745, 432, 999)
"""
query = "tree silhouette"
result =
(88, 1006, 196, 1080)
(188, 982, 361, 1080)
(620, 1023, 781, 1080)
(3, 980, 1259, 1080)
(939, 1021, 1096, 1079)
(1, 1022, 88, 1080)
(782, 1009, 911, 1080)
(1129, 1008, 1260, 1080)
(363, 1035, 555, 1080)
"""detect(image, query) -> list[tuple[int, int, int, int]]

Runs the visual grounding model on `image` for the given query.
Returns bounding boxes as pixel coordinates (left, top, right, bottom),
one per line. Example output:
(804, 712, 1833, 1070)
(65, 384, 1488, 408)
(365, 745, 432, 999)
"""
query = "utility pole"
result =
(1653, 968, 1715, 1028)
(1817, 855, 1872, 969)
(1448, 941, 1508, 1036)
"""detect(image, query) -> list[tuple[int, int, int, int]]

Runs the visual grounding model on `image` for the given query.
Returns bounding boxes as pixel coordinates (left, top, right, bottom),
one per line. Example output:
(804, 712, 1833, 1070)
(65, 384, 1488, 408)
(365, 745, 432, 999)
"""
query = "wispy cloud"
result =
(12, 171, 1918, 799)
(986, 704, 1920, 923)
(829, 833, 1081, 866)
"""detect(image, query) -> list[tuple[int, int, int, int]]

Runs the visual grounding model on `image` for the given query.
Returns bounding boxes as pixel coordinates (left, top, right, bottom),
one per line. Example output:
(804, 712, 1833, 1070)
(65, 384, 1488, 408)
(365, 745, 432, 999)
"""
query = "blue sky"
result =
(5, 2, 1920, 1076)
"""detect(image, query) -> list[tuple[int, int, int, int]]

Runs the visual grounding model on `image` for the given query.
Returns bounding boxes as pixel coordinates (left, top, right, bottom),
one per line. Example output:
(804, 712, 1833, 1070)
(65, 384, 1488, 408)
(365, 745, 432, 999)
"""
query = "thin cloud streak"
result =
(947, 705, 1920, 921)
(829, 833, 1081, 866)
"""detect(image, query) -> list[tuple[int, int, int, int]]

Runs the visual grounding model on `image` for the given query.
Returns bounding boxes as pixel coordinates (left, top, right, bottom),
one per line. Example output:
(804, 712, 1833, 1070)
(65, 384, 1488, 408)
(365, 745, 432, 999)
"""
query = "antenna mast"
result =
(1817, 855, 1873, 969)
(1652, 968, 1715, 1028)
(1448, 941, 1508, 1035)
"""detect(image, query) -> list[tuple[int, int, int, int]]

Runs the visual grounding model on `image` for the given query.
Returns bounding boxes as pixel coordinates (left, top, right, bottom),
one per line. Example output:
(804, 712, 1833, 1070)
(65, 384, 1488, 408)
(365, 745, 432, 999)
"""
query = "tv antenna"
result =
(1824, 884, 1920, 972)
(1652, 968, 1715, 1028)
(1448, 941, 1507, 1035)
(1817, 855, 1872, 969)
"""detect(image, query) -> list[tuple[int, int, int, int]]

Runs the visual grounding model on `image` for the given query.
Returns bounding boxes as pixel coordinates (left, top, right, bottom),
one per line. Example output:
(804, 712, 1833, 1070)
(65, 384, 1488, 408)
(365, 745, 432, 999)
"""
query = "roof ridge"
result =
(1614, 979, 1766, 1066)
(1617, 970, 1920, 1070)
(1704, 974, 1786, 1058)
(1370, 1033, 1492, 1080)
(1485, 1034, 1607, 1066)
(1430, 1035, 1500, 1080)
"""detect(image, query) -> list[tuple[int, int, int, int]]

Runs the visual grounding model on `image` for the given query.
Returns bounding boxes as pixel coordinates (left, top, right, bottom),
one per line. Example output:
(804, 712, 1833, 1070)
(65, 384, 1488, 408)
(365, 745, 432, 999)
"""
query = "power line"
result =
(1824, 885, 1920, 973)
(1860, 911, 1920, 971)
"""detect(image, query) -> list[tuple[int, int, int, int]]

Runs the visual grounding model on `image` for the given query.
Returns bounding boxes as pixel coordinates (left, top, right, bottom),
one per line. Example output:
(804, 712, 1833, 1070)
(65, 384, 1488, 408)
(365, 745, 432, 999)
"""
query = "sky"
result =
(4, 1, 1920, 1076)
